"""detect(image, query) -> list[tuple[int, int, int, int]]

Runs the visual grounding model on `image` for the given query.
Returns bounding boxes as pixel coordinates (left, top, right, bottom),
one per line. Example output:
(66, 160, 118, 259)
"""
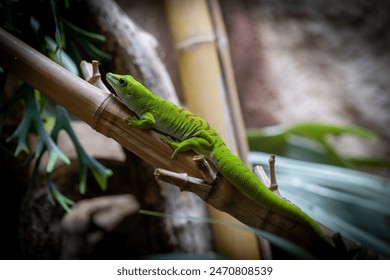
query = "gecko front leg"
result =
(125, 112, 155, 129)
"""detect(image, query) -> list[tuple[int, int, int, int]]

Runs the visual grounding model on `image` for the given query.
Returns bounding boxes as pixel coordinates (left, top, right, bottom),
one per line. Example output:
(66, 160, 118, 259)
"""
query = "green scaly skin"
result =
(106, 72, 332, 244)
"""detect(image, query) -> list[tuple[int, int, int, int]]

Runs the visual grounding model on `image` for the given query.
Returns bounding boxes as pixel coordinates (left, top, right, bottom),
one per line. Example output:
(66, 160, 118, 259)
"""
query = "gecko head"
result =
(106, 72, 144, 99)
(106, 72, 156, 113)
(106, 73, 137, 97)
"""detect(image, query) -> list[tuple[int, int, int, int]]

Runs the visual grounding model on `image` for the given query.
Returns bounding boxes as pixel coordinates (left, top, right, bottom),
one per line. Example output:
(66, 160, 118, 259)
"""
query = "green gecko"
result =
(106, 72, 332, 244)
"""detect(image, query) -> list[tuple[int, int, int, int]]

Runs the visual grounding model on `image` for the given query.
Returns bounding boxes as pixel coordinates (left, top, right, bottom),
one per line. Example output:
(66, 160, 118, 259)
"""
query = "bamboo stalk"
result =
(206, 0, 249, 163)
(207, 0, 273, 258)
(164, 0, 260, 260)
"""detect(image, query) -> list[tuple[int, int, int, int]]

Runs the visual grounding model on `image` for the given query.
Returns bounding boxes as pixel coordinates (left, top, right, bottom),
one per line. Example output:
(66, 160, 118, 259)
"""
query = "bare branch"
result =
(80, 60, 110, 93)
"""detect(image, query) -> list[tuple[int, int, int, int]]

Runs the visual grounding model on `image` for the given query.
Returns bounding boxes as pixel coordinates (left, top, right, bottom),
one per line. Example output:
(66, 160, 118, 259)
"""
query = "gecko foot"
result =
(160, 136, 180, 159)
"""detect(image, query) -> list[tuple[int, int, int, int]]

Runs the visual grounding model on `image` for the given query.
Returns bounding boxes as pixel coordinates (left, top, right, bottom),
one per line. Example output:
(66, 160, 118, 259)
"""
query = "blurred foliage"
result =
(248, 123, 390, 257)
(247, 122, 389, 169)
(1, 0, 111, 72)
(250, 152, 390, 258)
(0, 0, 112, 211)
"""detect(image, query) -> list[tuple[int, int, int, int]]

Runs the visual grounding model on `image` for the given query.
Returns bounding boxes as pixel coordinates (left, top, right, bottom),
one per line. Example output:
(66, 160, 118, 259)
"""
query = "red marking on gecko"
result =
(185, 113, 195, 118)
(178, 108, 185, 113)
(211, 132, 218, 136)
(190, 119, 194, 124)
(205, 122, 210, 130)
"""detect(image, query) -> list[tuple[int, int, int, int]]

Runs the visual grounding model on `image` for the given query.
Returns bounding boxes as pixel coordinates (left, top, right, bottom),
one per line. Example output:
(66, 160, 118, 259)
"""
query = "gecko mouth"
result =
(106, 72, 118, 83)
(106, 73, 120, 96)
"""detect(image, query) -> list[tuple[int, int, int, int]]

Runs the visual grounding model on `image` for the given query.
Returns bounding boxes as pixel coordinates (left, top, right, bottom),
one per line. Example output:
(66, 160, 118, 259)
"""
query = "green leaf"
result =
(247, 122, 384, 169)
(45, 36, 79, 75)
(6, 115, 32, 156)
(60, 18, 112, 63)
(91, 165, 113, 192)
(62, 19, 107, 42)
(50, 0, 65, 53)
(46, 145, 71, 173)
(285, 122, 376, 141)
(5, 86, 35, 155)
(79, 38, 112, 61)
(51, 105, 113, 194)
(47, 177, 75, 213)
(30, 16, 40, 35)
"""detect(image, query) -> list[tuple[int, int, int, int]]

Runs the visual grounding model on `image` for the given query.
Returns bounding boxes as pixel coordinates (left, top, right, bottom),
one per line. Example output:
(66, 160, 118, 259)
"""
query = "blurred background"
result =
(1, 0, 389, 259)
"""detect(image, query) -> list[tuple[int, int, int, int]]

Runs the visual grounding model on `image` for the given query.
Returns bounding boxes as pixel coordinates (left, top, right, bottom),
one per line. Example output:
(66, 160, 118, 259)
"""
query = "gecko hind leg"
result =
(161, 136, 180, 149)
(161, 135, 213, 159)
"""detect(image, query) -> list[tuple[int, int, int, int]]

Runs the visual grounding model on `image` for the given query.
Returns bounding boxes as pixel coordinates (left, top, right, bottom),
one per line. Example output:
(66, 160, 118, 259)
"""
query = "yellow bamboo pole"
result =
(165, 0, 260, 259)
(206, 0, 250, 163)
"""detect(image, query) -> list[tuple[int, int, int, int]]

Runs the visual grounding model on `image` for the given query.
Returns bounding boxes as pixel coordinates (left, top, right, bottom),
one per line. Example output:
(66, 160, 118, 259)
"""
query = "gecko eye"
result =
(118, 78, 127, 86)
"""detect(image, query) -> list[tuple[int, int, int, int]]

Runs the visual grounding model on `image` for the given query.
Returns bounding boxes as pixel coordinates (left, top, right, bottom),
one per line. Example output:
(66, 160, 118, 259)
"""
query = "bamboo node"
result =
(175, 34, 216, 50)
